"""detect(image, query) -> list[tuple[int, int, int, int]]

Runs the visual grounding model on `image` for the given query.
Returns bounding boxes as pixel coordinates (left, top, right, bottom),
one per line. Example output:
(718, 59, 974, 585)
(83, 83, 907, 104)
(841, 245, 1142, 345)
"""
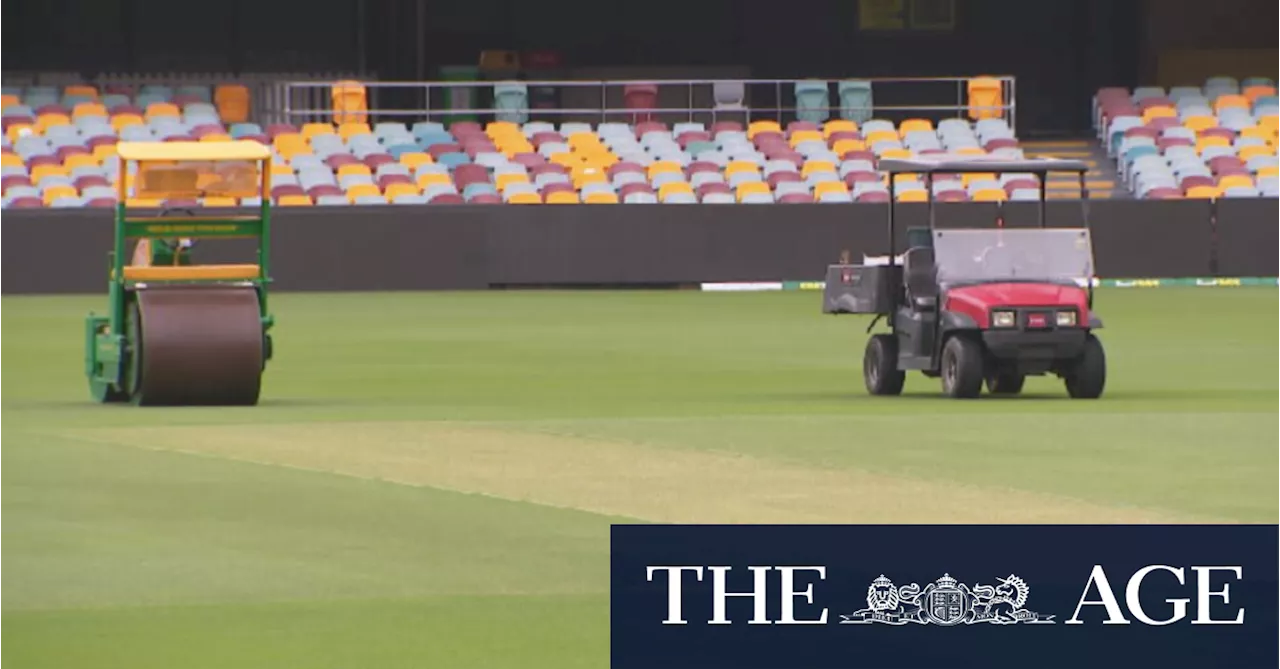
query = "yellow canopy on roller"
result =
(116, 140, 271, 162)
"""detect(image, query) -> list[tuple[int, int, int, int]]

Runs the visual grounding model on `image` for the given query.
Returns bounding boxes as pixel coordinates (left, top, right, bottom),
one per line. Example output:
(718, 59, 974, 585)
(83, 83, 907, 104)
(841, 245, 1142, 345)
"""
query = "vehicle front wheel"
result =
(1064, 334, 1106, 399)
(863, 334, 906, 396)
(941, 335, 984, 399)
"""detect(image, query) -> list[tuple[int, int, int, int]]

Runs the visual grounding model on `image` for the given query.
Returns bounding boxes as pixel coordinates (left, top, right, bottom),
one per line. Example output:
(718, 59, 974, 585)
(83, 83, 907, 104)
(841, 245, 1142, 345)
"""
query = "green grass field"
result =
(4, 288, 1277, 668)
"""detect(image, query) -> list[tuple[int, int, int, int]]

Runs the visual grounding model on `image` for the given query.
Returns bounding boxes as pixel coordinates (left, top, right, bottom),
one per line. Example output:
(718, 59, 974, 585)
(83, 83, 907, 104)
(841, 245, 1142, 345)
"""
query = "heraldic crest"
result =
(840, 573, 1055, 626)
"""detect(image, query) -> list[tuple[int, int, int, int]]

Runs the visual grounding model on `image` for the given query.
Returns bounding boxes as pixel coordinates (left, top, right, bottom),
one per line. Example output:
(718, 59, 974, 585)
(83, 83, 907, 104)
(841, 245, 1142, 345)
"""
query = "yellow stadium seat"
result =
(961, 172, 998, 187)
(546, 191, 580, 204)
(384, 183, 420, 199)
(1240, 126, 1272, 143)
(953, 147, 986, 157)
(110, 114, 144, 132)
(214, 84, 251, 124)
(896, 190, 928, 202)
(269, 161, 295, 176)
(126, 197, 162, 208)
(93, 144, 117, 162)
(1213, 95, 1249, 114)
(801, 160, 836, 178)
(338, 122, 372, 141)
(658, 182, 694, 201)
(417, 172, 452, 188)
(648, 160, 682, 178)
(972, 188, 1008, 202)
(1, 93, 20, 110)
(64, 84, 98, 100)
(337, 163, 372, 178)
(42, 185, 78, 205)
(72, 102, 108, 119)
(880, 148, 914, 160)
(550, 152, 582, 169)
(1142, 106, 1176, 123)
(1258, 166, 1280, 178)
(1185, 185, 1220, 199)
(2, 153, 24, 167)
(486, 121, 521, 138)
(332, 81, 368, 124)
(789, 130, 824, 148)
(31, 164, 68, 183)
(823, 119, 858, 137)
(968, 76, 1004, 120)
(735, 182, 771, 201)
(36, 113, 72, 133)
(1259, 115, 1279, 132)
(1238, 145, 1273, 161)
(64, 154, 97, 169)
(573, 170, 608, 188)
(6, 124, 34, 142)
(201, 196, 239, 207)
(508, 192, 542, 204)
(399, 152, 433, 169)
(813, 181, 850, 198)
(582, 152, 618, 169)
(892, 174, 921, 187)
(495, 172, 530, 192)
(1196, 136, 1230, 153)
(301, 123, 335, 140)
(584, 192, 619, 204)
(866, 129, 899, 145)
(725, 160, 760, 177)
(747, 120, 783, 139)
(274, 134, 310, 158)
(277, 194, 313, 206)
(1183, 116, 1217, 133)
(345, 184, 382, 201)
(200, 133, 233, 143)
(1217, 174, 1254, 190)
(832, 139, 867, 155)
(144, 102, 180, 119)
(899, 118, 934, 136)
(567, 132, 603, 147)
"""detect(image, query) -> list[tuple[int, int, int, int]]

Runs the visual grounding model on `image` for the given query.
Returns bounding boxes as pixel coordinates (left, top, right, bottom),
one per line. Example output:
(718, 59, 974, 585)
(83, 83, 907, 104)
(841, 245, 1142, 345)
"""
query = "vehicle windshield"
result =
(931, 228, 1094, 283)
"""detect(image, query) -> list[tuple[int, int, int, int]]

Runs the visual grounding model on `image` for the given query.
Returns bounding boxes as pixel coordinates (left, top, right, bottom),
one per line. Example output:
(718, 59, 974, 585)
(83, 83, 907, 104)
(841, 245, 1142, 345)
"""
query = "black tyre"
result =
(1064, 334, 1106, 399)
(863, 334, 906, 396)
(940, 335, 984, 399)
(986, 371, 1026, 395)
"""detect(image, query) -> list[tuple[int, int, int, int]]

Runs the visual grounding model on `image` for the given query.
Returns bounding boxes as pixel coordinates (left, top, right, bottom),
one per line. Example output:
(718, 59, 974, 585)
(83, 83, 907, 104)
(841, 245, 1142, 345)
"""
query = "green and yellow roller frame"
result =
(85, 141, 276, 406)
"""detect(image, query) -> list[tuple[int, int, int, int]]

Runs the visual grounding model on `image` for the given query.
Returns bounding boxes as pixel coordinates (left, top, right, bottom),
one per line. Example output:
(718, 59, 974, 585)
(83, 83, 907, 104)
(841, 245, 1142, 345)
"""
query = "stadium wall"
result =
(3, 200, 1276, 295)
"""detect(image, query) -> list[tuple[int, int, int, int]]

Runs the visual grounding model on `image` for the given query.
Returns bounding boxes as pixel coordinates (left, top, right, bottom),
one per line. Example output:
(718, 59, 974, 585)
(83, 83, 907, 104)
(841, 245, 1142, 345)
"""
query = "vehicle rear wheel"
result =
(1064, 334, 1106, 399)
(941, 335, 984, 399)
(863, 334, 906, 396)
(986, 370, 1025, 395)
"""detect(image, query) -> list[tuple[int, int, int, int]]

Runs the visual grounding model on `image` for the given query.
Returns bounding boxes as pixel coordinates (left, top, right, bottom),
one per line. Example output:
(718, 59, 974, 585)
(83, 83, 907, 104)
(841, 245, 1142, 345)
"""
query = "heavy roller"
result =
(85, 141, 276, 406)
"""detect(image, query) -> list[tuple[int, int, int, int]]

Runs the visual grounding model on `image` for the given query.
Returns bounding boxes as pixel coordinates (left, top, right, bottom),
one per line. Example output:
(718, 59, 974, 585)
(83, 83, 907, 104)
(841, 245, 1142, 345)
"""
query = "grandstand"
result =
(0, 76, 1061, 207)
(1096, 76, 1279, 199)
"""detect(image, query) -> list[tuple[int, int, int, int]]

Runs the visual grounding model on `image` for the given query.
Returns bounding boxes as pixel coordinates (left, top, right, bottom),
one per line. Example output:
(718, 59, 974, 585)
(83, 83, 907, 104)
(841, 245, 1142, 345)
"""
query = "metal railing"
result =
(275, 76, 1017, 133)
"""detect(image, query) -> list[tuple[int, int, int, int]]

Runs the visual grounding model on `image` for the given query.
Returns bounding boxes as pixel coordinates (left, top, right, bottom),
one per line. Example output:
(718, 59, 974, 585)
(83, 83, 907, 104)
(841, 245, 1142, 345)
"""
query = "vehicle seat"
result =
(903, 246, 938, 310)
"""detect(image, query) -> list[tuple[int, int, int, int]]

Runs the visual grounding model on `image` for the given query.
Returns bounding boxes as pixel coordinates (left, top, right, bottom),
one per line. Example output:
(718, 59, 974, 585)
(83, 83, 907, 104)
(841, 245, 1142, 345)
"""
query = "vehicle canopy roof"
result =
(877, 154, 1090, 176)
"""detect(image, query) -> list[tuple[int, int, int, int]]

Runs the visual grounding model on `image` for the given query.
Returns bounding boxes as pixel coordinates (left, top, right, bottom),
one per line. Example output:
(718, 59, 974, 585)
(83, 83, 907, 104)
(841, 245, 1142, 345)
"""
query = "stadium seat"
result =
(838, 80, 873, 124)
(794, 80, 830, 124)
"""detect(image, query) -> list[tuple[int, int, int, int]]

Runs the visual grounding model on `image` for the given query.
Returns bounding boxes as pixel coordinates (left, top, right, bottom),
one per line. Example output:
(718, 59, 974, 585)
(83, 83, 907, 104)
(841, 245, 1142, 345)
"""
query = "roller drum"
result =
(128, 286, 265, 406)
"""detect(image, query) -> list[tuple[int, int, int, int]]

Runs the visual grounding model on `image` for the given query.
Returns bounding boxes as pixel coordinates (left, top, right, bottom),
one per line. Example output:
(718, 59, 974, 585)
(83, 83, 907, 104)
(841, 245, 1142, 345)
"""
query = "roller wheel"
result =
(986, 371, 1026, 395)
(863, 334, 905, 396)
(940, 335, 984, 399)
(124, 299, 145, 403)
(1064, 334, 1106, 399)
